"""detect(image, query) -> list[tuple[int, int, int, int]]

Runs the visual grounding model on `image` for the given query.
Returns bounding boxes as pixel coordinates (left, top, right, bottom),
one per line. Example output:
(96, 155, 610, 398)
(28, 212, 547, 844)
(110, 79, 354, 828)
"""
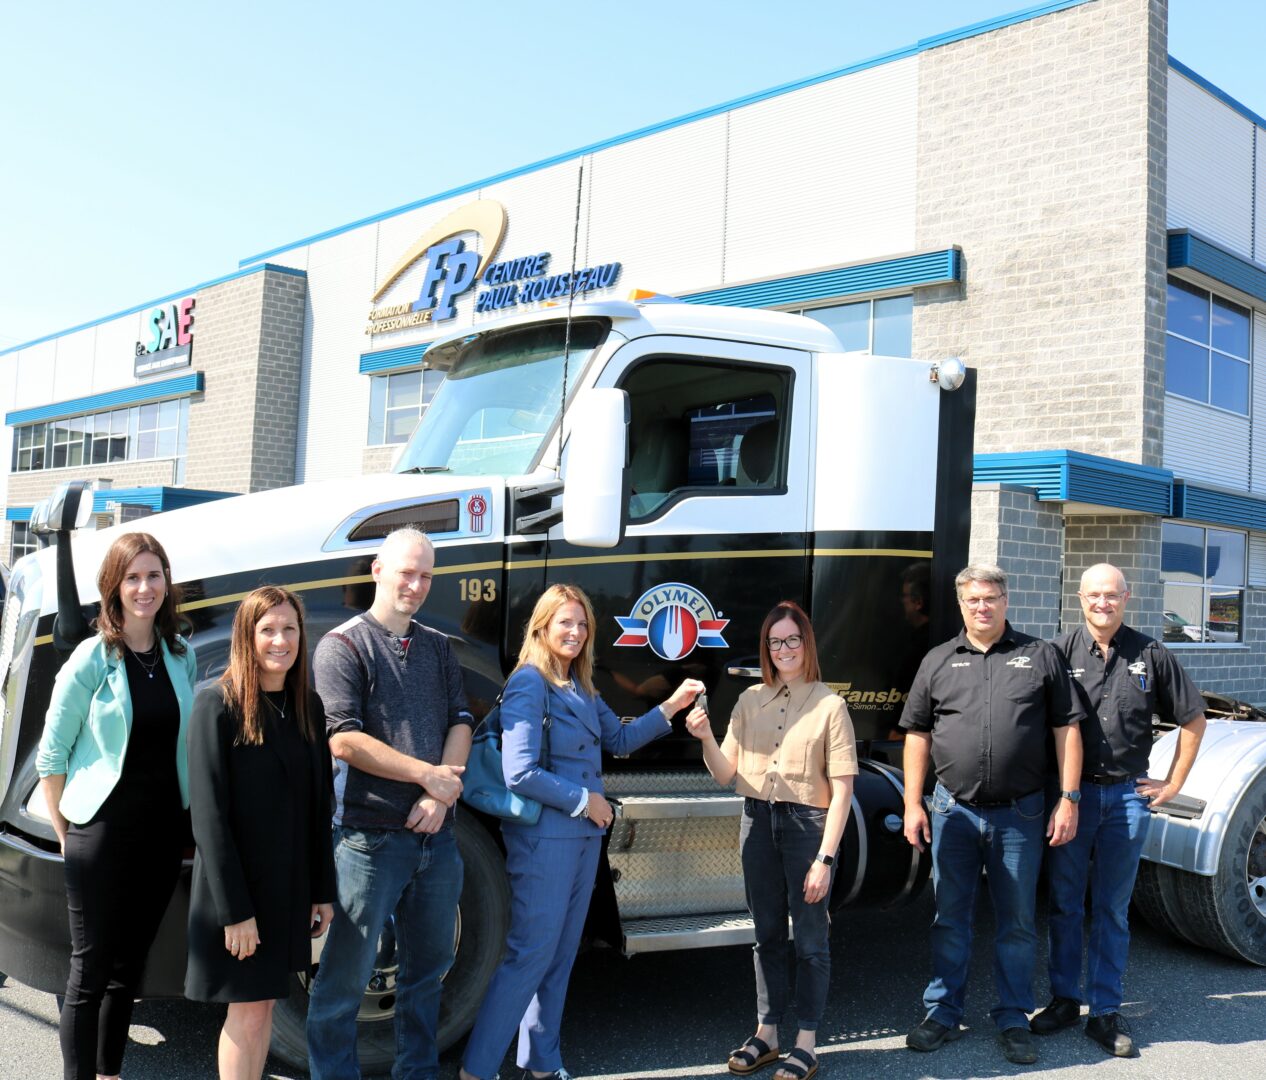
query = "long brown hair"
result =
(221, 586, 316, 746)
(758, 600, 821, 686)
(517, 583, 597, 695)
(95, 532, 186, 656)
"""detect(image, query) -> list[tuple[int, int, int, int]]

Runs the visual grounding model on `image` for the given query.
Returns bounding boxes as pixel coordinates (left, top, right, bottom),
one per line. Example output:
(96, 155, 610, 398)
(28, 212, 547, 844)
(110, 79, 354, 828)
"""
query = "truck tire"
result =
(1133, 860, 1197, 944)
(268, 815, 510, 1071)
(1167, 772, 1266, 965)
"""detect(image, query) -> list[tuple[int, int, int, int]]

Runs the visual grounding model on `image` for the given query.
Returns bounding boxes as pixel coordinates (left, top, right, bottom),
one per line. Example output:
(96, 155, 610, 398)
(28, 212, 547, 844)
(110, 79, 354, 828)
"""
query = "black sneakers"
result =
(997, 1027, 1038, 1065)
(905, 1018, 964, 1051)
(1030, 996, 1081, 1035)
(1086, 1012, 1136, 1057)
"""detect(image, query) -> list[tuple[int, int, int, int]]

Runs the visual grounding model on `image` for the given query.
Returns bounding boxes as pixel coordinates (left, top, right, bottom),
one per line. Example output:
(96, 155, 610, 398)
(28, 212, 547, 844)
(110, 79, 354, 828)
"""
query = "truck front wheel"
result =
(268, 814, 510, 1071)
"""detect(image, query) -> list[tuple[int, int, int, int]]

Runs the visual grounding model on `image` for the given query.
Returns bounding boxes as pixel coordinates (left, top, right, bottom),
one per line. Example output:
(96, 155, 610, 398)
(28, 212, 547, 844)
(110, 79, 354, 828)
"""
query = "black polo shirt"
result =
(1052, 623, 1204, 779)
(899, 622, 1080, 803)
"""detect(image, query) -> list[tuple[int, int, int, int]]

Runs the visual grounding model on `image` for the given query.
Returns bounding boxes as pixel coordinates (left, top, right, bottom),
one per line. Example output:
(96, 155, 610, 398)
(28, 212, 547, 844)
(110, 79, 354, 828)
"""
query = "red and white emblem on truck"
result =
(466, 493, 488, 532)
(614, 583, 729, 661)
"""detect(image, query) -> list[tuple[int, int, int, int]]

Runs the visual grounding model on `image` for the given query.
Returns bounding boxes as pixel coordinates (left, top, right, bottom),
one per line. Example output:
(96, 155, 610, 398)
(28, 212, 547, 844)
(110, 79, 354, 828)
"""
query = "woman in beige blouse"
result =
(686, 601, 857, 1080)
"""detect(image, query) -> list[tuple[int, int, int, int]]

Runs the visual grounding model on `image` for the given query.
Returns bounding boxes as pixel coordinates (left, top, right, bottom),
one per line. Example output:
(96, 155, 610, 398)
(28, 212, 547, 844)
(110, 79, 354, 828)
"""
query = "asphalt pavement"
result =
(2, 889, 1264, 1079)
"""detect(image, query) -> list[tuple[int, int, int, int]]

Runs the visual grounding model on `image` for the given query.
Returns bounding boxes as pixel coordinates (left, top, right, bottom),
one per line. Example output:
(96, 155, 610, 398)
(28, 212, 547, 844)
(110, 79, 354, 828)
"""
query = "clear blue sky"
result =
(1, 0, 1260, 349)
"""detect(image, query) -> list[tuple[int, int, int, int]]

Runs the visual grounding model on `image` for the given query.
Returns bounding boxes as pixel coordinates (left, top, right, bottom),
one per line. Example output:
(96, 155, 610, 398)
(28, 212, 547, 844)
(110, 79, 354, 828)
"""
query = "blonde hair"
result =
(516, 584, 597, 695)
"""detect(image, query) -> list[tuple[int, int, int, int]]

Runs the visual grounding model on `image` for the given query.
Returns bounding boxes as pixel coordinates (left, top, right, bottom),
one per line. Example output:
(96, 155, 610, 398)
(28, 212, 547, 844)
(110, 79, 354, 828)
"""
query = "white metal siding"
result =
(1167, 69, 1255, 259)
(295, 228, 377, 483)
(725, 56, 918, 284)
(586, 115, 727, 296)
(1257, 127, 1266, 265)
(1163, 394, 1249, 488)
(12, 342, 56, 409)
(50, 327, 95, 403)
(1254, 311, 1266, 494)
(1251, 534, 1266, 586)
(92, 313, 147, 394)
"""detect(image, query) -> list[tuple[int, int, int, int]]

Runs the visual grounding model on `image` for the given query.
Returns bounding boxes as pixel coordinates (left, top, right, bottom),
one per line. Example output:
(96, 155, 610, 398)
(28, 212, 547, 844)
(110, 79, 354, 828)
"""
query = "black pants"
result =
(60, 784, 183, 1080)
(739, 798, 835, 1031)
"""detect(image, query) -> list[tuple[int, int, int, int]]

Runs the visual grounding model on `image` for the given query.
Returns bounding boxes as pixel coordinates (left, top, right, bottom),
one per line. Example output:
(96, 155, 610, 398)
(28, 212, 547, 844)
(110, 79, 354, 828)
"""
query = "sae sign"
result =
(135, 297, 195, 377)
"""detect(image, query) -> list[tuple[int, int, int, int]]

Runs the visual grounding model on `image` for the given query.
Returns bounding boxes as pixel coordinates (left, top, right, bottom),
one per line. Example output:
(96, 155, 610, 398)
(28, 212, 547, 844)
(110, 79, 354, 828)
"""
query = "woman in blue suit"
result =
(460, 584, 702, 1080)
(36, 532, 197, 1080)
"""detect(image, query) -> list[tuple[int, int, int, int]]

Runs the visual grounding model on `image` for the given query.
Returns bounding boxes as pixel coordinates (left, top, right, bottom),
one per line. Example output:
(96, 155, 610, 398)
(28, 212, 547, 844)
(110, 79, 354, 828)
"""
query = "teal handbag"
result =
(461, 695, 552, 824)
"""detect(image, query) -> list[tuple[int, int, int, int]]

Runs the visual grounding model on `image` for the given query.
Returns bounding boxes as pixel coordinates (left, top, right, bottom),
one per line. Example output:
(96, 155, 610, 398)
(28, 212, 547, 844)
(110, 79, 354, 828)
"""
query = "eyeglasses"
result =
(767, 635, 803, 650)
(959, 594, 1004, 609)
(1080, 592, 1125, 605)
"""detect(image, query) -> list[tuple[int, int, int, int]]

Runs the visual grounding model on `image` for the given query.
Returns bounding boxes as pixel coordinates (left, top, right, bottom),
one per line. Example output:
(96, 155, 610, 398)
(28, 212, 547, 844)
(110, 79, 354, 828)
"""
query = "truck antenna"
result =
(555, 160, 584, 473)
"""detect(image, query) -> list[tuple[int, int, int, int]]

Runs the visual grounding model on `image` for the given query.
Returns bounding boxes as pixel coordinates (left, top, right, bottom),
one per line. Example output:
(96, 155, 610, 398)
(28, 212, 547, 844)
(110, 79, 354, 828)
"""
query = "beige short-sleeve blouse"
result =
(719, 678, 858, 808)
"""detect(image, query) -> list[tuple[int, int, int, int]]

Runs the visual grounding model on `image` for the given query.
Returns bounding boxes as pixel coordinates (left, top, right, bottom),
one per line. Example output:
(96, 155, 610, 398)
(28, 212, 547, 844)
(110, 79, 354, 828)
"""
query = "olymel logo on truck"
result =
(614, 583, 729, 661)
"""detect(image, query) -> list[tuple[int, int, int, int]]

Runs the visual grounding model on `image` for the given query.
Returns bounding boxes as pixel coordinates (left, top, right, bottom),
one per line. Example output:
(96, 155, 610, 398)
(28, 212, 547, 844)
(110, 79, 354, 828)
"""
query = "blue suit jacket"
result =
(500, 664, 670, 837)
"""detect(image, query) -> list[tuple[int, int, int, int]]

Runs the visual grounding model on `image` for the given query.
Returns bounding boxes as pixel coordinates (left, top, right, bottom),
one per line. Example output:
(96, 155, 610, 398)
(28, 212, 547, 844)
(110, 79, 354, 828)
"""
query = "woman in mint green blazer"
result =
(36, 531, 197, 1080)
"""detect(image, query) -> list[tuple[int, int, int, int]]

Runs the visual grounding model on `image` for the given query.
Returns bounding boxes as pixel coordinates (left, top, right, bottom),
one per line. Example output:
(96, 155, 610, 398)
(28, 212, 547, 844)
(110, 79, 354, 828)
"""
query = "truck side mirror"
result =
(563, 388, 629, 548)
(31, 480, 95, 535)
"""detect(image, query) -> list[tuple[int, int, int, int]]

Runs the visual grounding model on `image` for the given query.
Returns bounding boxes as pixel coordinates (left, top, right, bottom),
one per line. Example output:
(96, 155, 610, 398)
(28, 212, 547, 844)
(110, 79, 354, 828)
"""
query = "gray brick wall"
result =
(184, 269, 307, 494)
(914, 0, 1169, 467)
(970, 483, 1064, 637)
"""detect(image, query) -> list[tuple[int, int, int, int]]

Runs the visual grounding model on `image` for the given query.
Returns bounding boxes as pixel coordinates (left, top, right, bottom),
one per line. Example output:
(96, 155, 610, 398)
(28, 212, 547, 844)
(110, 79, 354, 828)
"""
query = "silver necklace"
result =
(262, 692, 288, 720)
(126, 641, 160, 679)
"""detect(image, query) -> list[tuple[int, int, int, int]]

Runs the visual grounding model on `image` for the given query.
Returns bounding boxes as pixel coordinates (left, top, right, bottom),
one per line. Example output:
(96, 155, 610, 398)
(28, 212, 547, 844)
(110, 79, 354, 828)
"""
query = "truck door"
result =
(546, 336, 812, 755)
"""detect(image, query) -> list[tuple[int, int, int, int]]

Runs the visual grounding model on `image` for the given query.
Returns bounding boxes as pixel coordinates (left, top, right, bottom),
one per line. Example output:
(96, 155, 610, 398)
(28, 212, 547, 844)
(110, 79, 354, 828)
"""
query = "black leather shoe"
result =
(1030, 996, 1081, 1034)
(1085, 1013, 1136, 1057)
(906, 1018, 964, 1052)
(997, 1027, 1038, 1065)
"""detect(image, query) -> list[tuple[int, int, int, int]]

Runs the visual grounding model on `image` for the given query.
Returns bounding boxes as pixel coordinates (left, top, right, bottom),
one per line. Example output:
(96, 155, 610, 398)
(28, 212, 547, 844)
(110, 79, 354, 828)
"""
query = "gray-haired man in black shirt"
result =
(900, 564, 1083, 1066)
(306, 528, 474, 1080)
(1031, 563, 1205, 1058)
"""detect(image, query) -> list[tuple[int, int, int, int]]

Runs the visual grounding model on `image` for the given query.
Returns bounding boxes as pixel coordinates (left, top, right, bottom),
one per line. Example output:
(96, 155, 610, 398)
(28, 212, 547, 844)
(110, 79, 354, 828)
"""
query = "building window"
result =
(10, 522, 37, 563)
(11, 398, 191, 478)
(1162, 522, 1246, 644)
(795, 295, 913, 357)
(1165, 279, 1251, 415)
(367, 368, 445, 446)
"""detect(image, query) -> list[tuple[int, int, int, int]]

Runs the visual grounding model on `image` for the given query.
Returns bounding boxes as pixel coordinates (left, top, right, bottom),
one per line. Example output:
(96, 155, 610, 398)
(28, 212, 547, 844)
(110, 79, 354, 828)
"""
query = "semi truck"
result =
(0, 298, 1263, 1071)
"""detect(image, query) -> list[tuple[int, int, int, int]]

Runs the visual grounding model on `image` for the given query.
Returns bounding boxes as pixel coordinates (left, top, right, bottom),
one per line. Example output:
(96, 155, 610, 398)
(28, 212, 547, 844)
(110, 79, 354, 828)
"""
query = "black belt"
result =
(959, 790, 1040, 809)
(1085, 773, 1134, 786)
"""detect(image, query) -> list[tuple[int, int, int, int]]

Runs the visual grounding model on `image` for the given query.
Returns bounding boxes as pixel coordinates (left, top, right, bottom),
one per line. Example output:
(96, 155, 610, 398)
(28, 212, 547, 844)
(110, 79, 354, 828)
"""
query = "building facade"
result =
(4, 0, 1265, 700)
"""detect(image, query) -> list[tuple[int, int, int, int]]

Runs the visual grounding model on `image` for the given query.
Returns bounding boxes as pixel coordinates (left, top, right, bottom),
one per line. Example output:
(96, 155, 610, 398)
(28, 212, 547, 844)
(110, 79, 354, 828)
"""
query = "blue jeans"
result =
(739, 799, 834, 1030)
(923, 783, 1045, 1032)
(1046, 777, 1150, 1016)
(307, 826, 464, 1080)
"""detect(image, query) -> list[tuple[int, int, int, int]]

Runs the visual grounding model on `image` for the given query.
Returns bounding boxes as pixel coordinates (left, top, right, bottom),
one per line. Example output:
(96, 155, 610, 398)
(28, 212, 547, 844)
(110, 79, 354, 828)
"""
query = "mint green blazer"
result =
(36, 633, 198, 824)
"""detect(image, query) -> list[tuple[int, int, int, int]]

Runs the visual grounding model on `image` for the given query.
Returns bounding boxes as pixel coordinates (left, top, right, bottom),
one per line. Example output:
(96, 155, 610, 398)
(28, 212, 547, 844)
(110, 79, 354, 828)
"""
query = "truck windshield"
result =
(395, 320, 609, 476)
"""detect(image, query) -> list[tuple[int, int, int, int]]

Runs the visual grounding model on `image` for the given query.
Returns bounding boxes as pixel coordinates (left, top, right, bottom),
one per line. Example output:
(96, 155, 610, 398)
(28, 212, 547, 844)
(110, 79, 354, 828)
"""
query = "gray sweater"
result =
(314, 612, 472, 830)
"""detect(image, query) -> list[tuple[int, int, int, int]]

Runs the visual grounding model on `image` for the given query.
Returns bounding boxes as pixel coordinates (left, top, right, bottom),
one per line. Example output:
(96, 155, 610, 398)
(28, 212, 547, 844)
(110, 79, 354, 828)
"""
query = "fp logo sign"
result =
(614, 583, 729, 661)
(371, 200, 507, 323)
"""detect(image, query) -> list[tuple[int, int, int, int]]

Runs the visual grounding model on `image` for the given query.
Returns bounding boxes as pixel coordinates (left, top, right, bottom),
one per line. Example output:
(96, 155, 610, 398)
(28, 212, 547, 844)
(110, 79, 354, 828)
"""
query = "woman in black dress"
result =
(186, 586, 336, 1080)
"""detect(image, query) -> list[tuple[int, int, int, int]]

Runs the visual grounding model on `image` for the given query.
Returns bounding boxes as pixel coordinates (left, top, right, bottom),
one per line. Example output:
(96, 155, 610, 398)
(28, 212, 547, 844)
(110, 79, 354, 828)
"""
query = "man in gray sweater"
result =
(306, 528, 473, 1080)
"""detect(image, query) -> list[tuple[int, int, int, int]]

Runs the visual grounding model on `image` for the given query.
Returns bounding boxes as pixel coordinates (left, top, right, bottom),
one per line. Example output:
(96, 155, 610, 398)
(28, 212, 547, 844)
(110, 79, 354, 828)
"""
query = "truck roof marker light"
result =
(629, 289, 680, 304)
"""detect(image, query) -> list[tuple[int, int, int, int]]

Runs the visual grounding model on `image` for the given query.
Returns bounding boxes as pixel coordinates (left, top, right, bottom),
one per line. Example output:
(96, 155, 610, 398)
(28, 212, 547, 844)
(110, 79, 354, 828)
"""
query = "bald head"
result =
(1078, 563, 1130, 643)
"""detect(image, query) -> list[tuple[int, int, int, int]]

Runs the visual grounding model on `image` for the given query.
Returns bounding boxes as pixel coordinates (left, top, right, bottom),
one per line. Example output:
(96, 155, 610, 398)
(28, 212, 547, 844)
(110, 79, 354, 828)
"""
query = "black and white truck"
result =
(0, 299, 1262, 1070)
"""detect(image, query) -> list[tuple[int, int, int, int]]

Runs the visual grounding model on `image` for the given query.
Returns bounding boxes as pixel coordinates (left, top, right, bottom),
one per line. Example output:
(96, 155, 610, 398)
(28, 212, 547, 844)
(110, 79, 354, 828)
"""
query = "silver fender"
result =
(1142, 717, 1266, 876)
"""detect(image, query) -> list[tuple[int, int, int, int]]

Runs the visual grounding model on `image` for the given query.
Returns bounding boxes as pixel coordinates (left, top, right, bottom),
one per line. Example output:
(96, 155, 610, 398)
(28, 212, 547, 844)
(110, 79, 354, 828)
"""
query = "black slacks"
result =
(60, 782, 183, 1080)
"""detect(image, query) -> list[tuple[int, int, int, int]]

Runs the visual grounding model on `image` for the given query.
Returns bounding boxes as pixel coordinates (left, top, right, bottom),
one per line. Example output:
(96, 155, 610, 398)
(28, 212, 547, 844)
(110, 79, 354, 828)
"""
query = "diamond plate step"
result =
(615, 791, 743, 820)
(622, 911, 757, 953)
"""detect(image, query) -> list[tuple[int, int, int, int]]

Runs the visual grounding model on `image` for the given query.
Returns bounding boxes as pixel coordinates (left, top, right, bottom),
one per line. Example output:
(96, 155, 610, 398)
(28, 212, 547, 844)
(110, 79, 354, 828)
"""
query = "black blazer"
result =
(185, 684, 336, 1003)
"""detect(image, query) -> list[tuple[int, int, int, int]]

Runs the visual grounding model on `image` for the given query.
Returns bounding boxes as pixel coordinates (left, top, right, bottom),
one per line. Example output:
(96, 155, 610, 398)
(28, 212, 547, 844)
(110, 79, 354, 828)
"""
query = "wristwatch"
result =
(1060, 790, 1082, 804)
(814, 853, 835, 866)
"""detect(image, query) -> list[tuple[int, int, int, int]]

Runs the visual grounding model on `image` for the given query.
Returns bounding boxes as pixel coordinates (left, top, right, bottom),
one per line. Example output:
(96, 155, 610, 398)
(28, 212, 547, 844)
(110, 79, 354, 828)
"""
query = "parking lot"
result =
(2, 886, 1264, 1079)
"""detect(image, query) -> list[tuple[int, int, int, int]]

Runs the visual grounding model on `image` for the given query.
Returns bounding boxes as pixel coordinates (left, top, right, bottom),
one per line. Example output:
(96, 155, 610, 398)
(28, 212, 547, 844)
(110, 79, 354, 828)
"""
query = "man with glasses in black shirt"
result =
(900, 564, 1083, 1066)
(1031, 563, 1206, 1058)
